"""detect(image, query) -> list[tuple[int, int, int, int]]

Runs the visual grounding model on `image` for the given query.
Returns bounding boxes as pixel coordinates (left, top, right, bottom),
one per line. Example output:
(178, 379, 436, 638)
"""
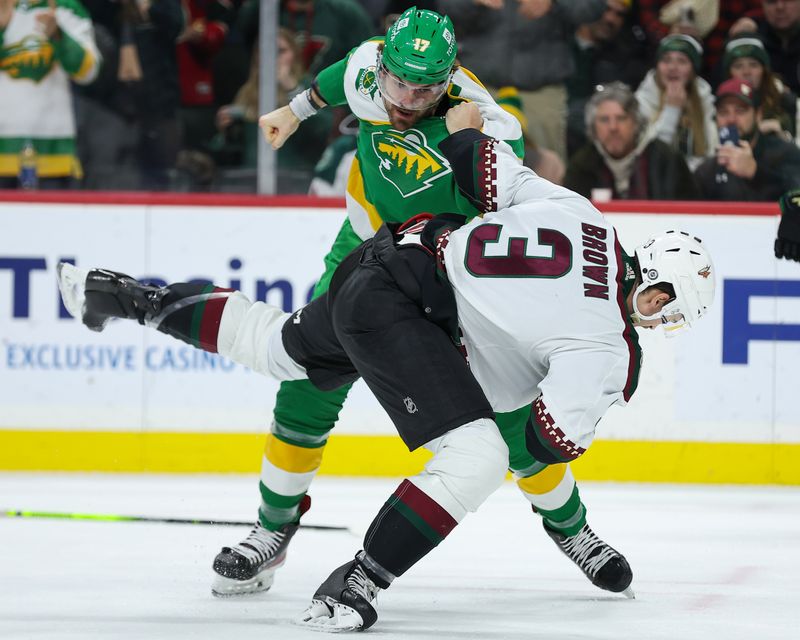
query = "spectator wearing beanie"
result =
(722, 32, 797, 140)
(635, 33, 717, 171)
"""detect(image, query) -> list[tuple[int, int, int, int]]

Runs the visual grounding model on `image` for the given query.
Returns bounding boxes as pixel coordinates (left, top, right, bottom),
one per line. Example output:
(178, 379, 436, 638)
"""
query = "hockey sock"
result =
(257, 426, 326, 531)
(357, 419, 506, 586)
(146, 283, 236, 352)
(359, 479, 460, 588)
(517, 464, 587, 537)
(255, 380, 352, 530)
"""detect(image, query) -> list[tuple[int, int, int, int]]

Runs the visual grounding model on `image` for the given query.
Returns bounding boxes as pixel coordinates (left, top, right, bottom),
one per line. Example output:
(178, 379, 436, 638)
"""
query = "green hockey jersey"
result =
(314, 38, 524, 240)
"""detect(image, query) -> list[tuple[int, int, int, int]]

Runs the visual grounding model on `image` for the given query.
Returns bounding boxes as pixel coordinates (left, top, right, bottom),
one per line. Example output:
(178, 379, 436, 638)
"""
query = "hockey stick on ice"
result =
(1, 509, 350, 531)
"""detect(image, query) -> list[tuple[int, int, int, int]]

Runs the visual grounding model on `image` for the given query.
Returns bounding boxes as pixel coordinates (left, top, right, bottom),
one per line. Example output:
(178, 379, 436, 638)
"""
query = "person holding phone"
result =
(694, 78, 800, 200)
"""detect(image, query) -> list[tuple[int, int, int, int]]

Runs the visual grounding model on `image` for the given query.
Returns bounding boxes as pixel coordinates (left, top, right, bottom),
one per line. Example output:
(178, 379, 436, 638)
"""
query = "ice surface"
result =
(1, 474, 798, 639)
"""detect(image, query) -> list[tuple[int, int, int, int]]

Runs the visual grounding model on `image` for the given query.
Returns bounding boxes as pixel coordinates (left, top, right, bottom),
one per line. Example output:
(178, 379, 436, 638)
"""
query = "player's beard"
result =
(384, 100, 437, 131)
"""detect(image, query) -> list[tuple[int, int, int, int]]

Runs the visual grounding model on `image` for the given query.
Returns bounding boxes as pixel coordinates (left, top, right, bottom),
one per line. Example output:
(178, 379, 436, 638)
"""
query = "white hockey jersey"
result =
(442, 139, 642, 459)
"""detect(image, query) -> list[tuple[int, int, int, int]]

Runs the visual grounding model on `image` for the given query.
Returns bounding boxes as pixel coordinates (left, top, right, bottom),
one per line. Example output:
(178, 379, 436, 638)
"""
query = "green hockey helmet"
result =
(381, 7, 457, 85)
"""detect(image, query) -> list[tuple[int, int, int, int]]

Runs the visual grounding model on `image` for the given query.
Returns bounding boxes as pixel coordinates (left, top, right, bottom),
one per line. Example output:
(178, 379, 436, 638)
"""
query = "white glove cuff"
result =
(288, 89, 321, 122)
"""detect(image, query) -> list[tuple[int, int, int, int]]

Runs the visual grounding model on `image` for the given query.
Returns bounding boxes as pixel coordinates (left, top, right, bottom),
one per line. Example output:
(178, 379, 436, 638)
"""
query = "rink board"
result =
(1, 194, 798, 483)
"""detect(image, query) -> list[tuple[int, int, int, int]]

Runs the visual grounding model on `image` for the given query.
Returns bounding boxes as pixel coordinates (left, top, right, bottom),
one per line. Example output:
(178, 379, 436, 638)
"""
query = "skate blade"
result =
(211, 571, 275, 598)
(57, 262, 89, 320)
(293, 599, 365, 633)
(621, 586, 635, 599)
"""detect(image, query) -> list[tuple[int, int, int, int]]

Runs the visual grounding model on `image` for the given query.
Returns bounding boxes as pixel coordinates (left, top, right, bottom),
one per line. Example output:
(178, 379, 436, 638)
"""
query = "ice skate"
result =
(545, 522, 634, 598)
(294, 558, 380, 632)
(211, 496, 309, 597)
(57, 262, 167, 332)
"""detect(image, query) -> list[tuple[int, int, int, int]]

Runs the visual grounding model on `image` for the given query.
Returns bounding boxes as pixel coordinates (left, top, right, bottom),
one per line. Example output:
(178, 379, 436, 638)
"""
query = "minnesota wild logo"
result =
(0, 35, 54, 82)
(371, 129, 451, 197)
(356, 65, 378, 99)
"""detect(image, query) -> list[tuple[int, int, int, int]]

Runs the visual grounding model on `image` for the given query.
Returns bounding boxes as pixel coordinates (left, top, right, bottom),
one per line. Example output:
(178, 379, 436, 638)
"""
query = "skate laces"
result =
(558, 524, 617, 578)
(346, 564, 380, 603)
(232, 523, 287, 563)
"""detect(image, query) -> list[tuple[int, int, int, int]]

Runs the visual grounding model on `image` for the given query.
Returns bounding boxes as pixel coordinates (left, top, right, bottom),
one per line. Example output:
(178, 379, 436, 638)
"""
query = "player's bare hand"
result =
(35, 0, 60, 40)
(445, 102, 484, 134)
(259, 106, 300, 150)
(516, 0, 552, 20)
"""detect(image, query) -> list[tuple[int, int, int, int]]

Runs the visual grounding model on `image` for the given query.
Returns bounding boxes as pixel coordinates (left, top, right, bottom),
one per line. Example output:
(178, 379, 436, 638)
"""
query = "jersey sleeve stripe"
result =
(613, 236, 642, 402)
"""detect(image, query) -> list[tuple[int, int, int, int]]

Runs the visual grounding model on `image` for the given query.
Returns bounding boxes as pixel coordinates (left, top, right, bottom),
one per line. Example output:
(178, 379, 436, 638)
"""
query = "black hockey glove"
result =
(419, 212, 467, 254)
(775, 189, 800, 263)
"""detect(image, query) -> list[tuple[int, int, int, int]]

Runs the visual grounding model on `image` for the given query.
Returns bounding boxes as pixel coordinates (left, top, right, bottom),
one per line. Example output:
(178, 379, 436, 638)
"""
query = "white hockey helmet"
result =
(632, 230, 715, 335)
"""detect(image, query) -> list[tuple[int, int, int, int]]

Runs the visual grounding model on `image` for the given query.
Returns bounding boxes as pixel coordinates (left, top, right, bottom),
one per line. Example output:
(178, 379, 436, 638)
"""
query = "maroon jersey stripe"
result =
(613, 236, 641, 402)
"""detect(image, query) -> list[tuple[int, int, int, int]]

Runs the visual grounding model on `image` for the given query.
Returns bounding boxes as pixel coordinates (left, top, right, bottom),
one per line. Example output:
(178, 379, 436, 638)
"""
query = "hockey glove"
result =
(775, 189, 800, 263)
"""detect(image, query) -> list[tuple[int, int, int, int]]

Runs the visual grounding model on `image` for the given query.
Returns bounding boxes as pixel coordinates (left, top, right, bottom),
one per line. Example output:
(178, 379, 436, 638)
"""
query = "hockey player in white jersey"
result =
(57, 103, 715, 631)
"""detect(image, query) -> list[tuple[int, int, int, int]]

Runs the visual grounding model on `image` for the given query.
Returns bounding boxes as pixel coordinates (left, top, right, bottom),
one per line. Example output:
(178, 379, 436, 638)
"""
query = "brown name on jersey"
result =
(581, 223, 609, 300)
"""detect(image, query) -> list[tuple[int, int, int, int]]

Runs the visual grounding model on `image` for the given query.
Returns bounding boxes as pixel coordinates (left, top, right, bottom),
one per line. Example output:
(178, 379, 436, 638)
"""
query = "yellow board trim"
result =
(264, 433, 324, 473)
(1, 430, 799, 484)
(516, 463, 567, 494)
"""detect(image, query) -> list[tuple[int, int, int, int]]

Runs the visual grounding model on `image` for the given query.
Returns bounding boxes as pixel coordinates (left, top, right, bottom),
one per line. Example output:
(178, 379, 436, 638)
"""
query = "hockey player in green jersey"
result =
(214, 6, 633, 599)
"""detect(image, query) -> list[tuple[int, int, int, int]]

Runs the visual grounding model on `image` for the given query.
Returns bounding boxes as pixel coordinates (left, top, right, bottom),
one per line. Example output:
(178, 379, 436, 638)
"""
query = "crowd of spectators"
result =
(0, 0, 798, 199)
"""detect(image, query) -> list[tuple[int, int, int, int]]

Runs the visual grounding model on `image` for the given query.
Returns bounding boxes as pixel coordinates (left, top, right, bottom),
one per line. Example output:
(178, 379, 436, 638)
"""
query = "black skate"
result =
(211, 495, 310, 597)
(545, 522, 634, 598)
(57, 262, 167, 332)
(295, 557, 380, 631)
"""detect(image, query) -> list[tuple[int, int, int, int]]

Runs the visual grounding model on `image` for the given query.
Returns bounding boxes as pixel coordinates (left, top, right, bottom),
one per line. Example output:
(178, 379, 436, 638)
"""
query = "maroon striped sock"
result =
(361, 479, 458, 584)
(154, 283, 235, 352)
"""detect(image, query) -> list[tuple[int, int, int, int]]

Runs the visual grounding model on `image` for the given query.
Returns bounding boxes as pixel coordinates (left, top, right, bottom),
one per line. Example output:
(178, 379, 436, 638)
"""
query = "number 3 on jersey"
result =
(464, 223, 572, 278)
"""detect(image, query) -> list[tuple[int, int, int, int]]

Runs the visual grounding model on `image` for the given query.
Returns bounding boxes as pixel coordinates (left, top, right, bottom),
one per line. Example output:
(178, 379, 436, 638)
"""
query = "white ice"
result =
(1, 474, 798, 639)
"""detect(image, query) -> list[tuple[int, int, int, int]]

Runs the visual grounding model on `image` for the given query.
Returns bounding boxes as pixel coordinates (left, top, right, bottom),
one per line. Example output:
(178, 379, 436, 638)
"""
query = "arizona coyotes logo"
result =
(371, 129, 451, 197)
(698, 265, 712, 279)
(0, 36, 54, 82)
